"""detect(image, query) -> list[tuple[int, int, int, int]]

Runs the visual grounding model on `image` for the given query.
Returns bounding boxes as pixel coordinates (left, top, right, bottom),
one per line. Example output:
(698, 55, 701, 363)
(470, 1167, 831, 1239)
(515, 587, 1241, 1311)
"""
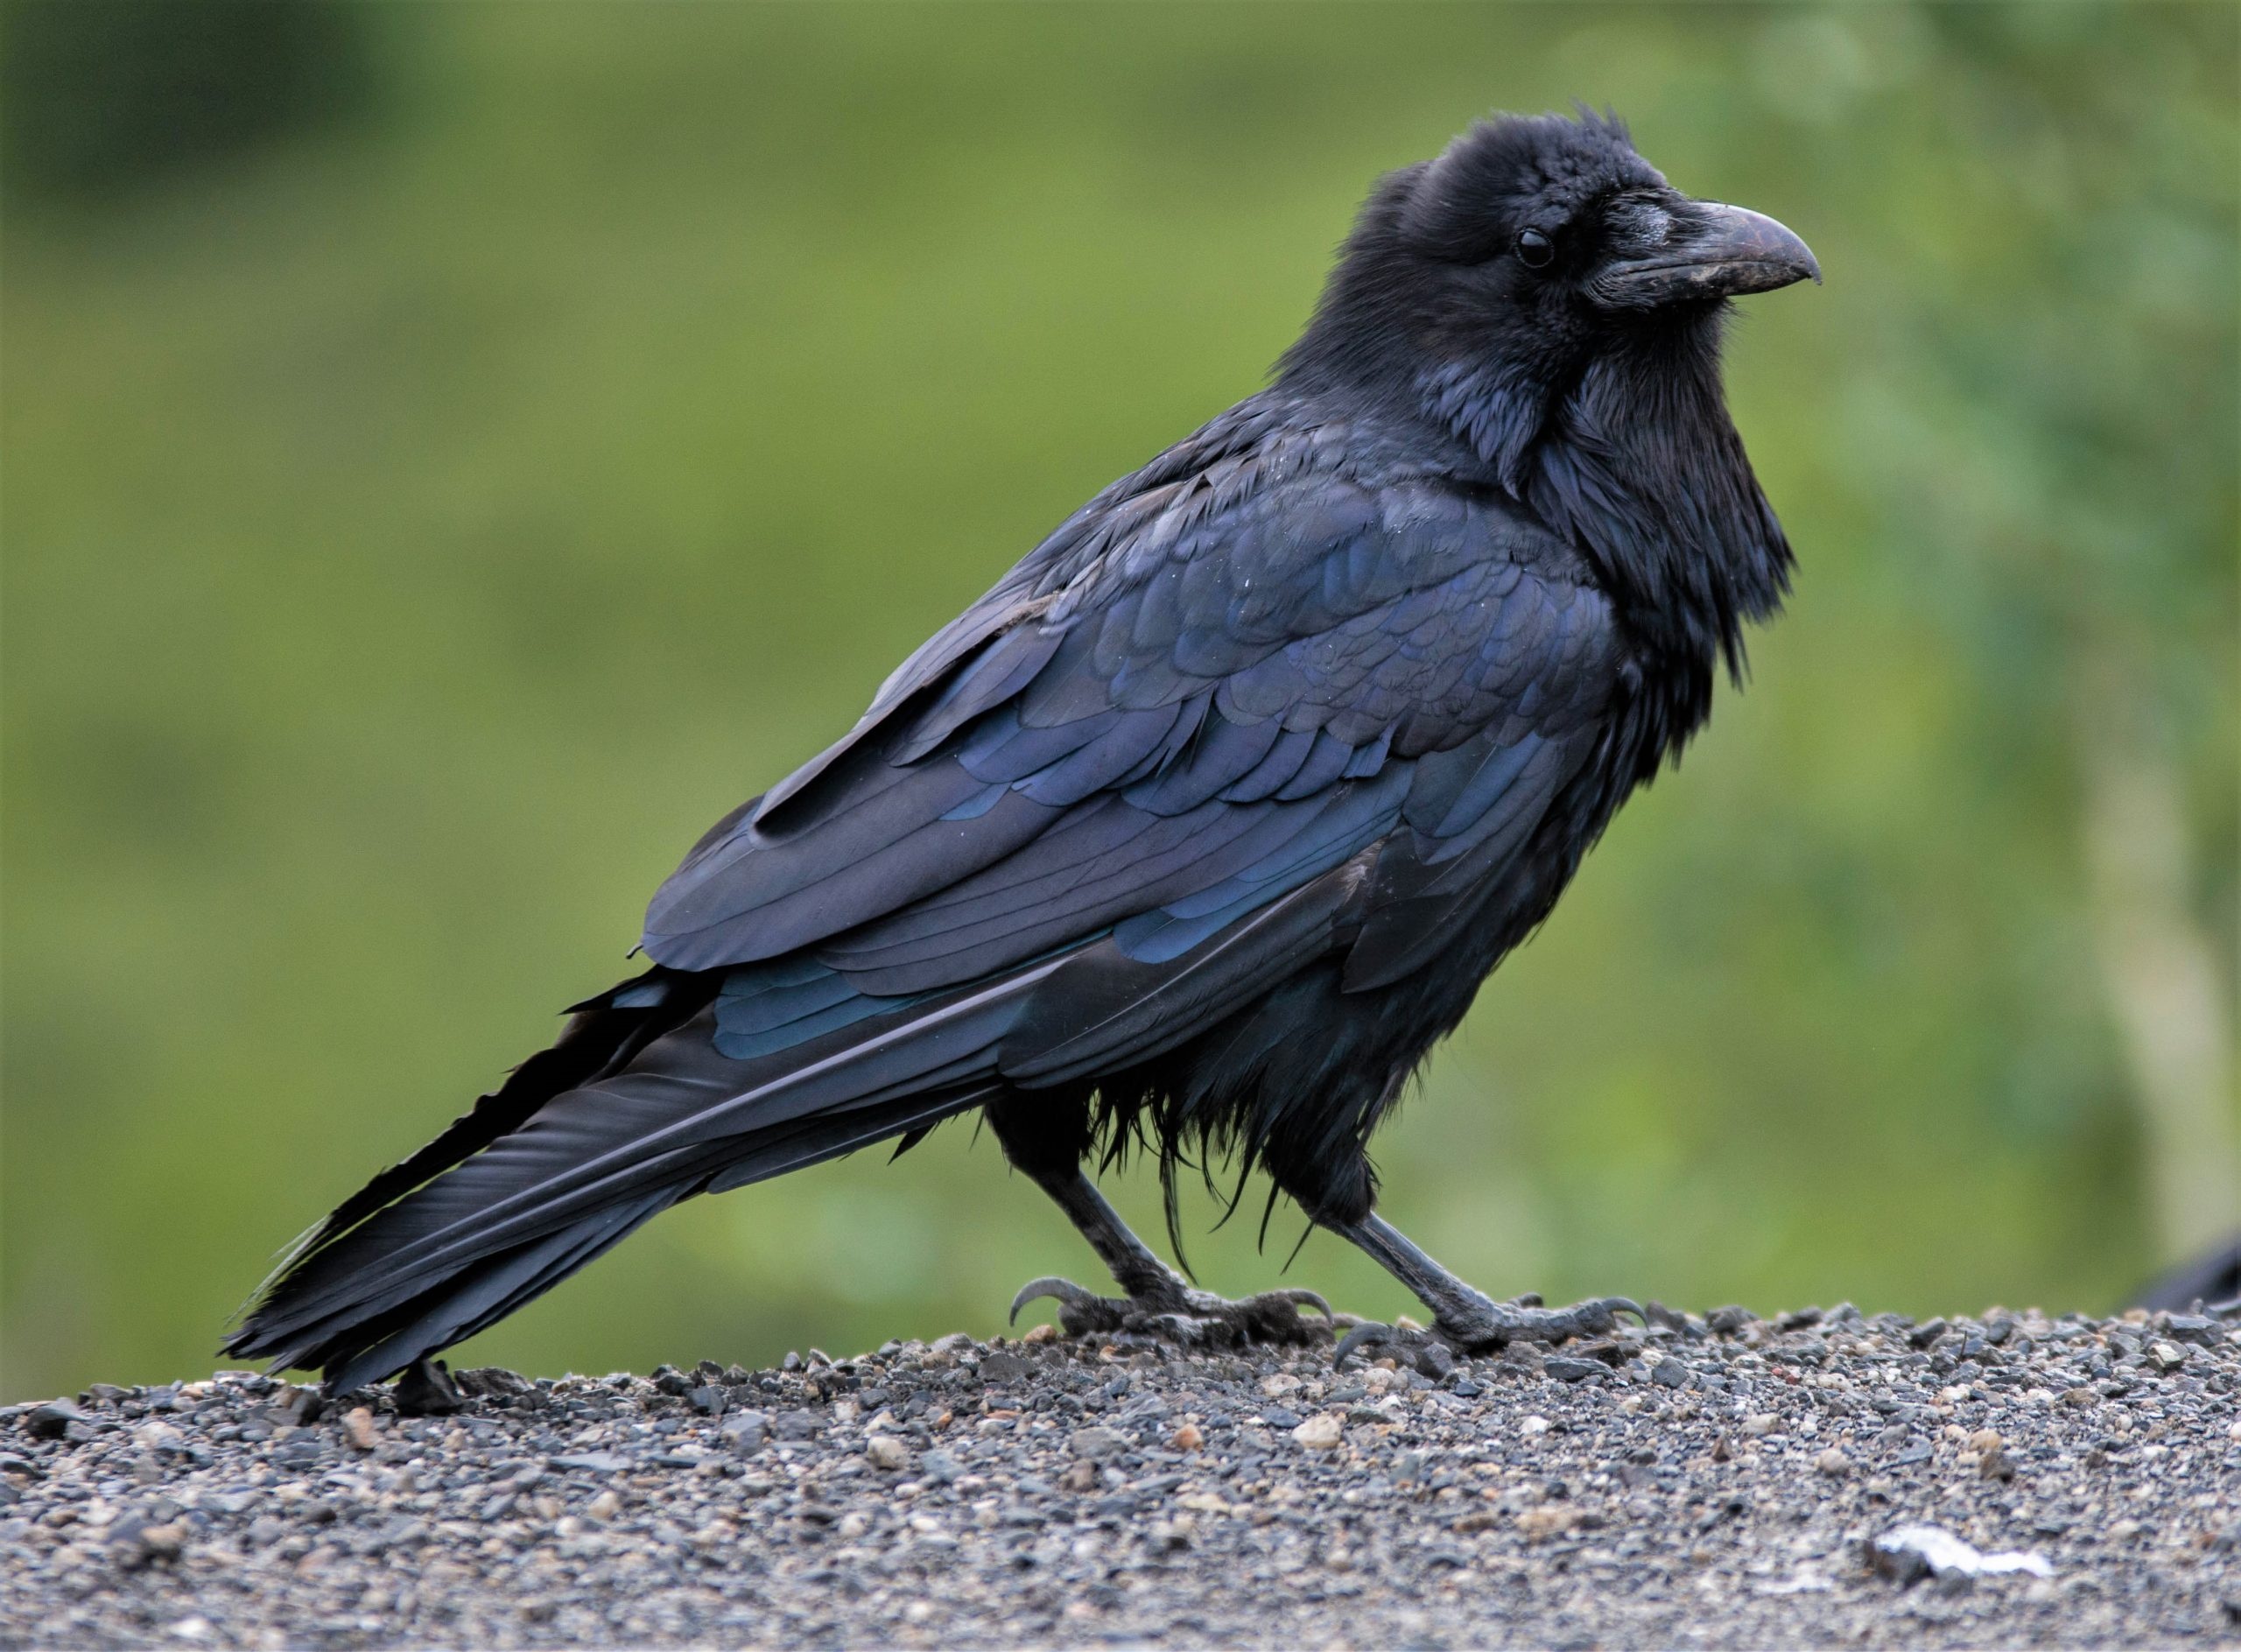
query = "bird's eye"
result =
(1515, 228, 1555, 269)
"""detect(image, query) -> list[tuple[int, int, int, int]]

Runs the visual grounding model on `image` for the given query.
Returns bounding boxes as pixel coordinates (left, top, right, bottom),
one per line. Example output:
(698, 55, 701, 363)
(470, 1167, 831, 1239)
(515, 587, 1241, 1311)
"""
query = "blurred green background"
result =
(4, 3, 2235, 1403)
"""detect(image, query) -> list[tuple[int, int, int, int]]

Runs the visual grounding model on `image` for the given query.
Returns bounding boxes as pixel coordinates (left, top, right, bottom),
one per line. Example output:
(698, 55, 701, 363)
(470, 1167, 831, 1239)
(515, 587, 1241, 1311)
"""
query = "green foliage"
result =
(1, 0, 374, 200)
(4, 3, 2232, 1400)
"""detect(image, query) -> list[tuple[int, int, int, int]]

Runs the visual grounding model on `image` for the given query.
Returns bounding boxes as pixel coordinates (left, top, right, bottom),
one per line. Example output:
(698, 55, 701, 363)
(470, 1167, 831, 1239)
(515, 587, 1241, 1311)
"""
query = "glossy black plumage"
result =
(228, 109, 1816, 1390)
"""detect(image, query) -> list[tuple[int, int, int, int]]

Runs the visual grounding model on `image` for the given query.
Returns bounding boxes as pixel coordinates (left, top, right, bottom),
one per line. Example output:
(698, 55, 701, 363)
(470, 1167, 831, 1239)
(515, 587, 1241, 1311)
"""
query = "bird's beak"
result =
(1591, 202, 1820, 309)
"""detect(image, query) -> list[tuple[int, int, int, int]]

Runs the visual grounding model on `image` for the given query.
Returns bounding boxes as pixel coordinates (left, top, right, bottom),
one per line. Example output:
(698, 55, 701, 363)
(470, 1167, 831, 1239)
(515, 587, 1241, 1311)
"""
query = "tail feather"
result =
(242, 970, 706, 1300)
(257, 1084, 991, 1393)
(256, 960, 1065, 1340)
(320, 1187, 681, 1395)
(224, 961, 1047, 1390)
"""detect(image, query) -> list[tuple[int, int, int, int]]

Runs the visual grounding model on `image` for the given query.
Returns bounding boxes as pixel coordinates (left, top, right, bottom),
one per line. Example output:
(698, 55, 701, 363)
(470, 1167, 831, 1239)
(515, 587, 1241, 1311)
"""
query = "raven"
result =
(228, 110, 1817, 1392)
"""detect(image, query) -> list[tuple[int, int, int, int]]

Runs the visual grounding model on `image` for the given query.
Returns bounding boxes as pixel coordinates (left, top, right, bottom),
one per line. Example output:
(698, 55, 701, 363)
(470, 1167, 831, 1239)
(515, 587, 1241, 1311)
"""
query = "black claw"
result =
(1333, 1321, 1401, 1367)
(1008, 1276, 1100, 1325)
(1547, 1296, 1643, 1339)
(1008, 1276, 1338, 1349)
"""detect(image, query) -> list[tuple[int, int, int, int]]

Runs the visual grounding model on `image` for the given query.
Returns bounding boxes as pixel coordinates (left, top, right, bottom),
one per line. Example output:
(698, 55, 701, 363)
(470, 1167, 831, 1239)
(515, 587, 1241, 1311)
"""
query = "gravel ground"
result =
(3, 1301, 2237, 1648)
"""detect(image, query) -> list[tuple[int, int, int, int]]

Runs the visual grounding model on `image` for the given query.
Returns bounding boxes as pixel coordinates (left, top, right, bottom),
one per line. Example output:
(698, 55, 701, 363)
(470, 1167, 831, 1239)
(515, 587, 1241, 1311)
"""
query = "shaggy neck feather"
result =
(1419, 325, 1793, 680)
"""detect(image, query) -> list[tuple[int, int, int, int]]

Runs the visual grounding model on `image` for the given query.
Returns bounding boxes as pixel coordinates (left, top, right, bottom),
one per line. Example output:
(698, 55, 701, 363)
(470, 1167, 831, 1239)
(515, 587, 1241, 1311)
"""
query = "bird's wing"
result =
(650, 443, 1613, 973)
(644, 430, 1621, 1025)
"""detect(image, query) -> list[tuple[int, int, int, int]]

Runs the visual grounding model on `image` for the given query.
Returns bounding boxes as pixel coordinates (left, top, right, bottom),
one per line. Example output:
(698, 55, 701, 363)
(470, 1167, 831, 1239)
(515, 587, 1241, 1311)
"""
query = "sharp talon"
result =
(1009, 1276, 1343, 1348)
(1565, 1297, 1644, 1335)
(1008, 1276, 1095, 1324)
(1334, 1322, 1398, 1367)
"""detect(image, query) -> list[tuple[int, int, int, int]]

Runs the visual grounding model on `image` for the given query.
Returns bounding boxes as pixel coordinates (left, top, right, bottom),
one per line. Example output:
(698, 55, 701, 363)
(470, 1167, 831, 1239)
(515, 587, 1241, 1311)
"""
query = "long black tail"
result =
(221, 963, 1029, 1394)
(222, 972, 698, 1390)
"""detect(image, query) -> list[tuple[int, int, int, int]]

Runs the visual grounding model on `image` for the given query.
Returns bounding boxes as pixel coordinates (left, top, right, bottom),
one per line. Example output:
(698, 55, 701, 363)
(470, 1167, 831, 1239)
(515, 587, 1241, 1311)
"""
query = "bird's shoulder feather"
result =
(641, 397, 1621, 994)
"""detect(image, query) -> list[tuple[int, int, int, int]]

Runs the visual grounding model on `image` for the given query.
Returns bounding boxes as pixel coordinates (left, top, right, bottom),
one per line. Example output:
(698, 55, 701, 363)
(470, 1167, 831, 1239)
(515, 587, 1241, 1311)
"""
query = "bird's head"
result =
(1282, 109, 1815, 671)
(1281, 109, 1817, 473)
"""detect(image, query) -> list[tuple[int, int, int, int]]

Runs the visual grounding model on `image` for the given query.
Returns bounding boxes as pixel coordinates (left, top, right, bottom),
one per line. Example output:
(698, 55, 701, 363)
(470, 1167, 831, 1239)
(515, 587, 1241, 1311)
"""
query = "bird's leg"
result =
(1329, 1211, 1640, 1367)
(1008, 1168, 1334, 1348)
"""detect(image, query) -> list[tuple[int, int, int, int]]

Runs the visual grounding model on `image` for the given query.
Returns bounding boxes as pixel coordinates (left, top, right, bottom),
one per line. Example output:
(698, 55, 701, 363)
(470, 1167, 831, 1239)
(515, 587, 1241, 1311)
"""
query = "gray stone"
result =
(548, 1452, 632, 1474)
(979, 1351, 1034, 1384)
(718, 1409, 770, 1452)
(25, 1402, 83, 1441)
(1543, 1356, 1605, 1382)
(1070, 1426, 1129, 1460)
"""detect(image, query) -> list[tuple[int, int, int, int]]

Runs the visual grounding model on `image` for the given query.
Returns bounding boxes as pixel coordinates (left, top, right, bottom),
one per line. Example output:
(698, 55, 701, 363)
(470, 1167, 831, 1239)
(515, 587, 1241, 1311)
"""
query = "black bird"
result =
(228, 110, 1818, 1393)
(2131, 1235, 2241, 1316)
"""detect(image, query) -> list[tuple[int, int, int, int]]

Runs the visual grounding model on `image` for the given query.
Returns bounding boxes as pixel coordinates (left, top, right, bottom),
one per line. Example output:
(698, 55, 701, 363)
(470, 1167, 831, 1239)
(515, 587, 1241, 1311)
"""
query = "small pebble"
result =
(719, 1409, 771, 1452)
(25, 1402, 82, 1441)
(1070, 1426, 1128, 1461)
(1516, 1504, 1583, 1539)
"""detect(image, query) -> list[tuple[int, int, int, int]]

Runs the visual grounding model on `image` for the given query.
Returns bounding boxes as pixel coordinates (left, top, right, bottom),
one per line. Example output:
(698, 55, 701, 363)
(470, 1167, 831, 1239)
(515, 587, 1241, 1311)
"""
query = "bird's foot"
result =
(1334, 1291, 1642, 1372)
(1009, 1275, 1339, 1348)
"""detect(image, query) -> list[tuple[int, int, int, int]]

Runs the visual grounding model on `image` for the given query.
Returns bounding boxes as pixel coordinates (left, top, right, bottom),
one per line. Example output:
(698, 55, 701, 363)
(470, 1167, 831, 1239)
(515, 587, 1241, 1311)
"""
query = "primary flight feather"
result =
(228, 109, 1817, 1392)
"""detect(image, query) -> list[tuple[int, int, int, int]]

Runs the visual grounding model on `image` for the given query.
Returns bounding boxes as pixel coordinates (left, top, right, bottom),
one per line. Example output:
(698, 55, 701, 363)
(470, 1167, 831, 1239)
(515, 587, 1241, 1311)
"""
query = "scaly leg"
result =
(1008, 1168, 1333, 1347)
(1330, 1211, 1640, 1366)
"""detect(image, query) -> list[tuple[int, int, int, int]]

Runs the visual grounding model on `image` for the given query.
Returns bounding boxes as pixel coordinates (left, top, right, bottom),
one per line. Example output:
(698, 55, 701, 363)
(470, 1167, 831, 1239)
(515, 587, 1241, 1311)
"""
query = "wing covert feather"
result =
(641, 413, 1623, 1027)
